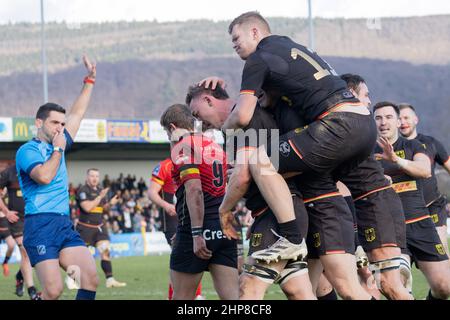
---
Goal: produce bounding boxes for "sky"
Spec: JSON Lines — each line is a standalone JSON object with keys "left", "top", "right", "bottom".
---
{"left": 1, "top": 0, "right": 449, "bottom": 24}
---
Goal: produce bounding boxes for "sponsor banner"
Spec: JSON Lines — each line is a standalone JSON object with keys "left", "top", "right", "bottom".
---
{"left": 91, "top": 232, "right": 171, "bottom": 258}
{"left": 1, "top": 230, "right": 250, "bottom": 263}
{"left": 1, "top": 232, "right": 172, "bottom": 263}
{"left": 13, "top": 117, "right": 36, "bottom": 141}
{"left": 74, "top": 119, "right": 107, "bottom": 143}
{"left": 148, "top": 120, "right": 169, "bottom": 143}
{"left": 0, "top": 117, "right": 13, "bottom": 142}
{"left": 107, "top": 120, "right": 150, "bottom": 143}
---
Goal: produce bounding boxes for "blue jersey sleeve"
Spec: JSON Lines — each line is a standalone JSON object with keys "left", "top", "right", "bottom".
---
{"left": 64, "top": 129, "right": 74, "bottom": 151}
{"left": 16, "top": 143, "right": 44, "bottom": 175}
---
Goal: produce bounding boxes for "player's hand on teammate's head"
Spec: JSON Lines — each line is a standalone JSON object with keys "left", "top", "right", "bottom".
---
{"left": 198, "top": 76, "right": 226, "bottom": 90}
{"left": 52, "top": 130, "right": 67, "bottom": 150}
{"left": 82, "top": 54, "right": 96, "bottom": 79}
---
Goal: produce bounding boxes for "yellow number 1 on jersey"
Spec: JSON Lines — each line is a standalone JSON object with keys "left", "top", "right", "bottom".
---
{"left": 291, "top": 48, "right": 337, "bottom": 80}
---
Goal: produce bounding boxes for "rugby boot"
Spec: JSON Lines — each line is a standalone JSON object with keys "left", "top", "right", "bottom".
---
{"left": 251, "top": 230, "right": 308, "bottom": 263}
{"left": 15, "top": 279, "right": 24, "bottom": 297}
{"left": 106, "top": 277, "right": 127, "bottom": 288}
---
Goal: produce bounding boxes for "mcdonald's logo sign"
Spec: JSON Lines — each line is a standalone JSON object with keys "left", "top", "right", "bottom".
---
{"left": 15, "top": 122, "right": 28, "bottom": 137}
{"left": 13, "top": 118, "right": 35, "bottom": 141}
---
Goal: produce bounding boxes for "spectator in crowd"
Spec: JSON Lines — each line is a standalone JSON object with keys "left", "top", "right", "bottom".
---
{"left": 137, "top": 178, "right": 147, "bottom": 197}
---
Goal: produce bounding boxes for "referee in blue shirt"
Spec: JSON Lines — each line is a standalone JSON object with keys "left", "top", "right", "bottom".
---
{"left": 16, "top": 56, "right": 98, "bottom": 300}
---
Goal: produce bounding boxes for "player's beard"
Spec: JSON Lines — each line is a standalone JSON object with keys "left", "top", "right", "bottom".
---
{"left": 401, "top": 125, "right": 415, "bottom": 138}
{"left": 40, "top": 126, "right": 55, "bottom": 144}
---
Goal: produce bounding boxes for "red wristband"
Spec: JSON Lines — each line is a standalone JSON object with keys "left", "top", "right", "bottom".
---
{"left": 83, "top": 76, "right": 95, "bottom": 85}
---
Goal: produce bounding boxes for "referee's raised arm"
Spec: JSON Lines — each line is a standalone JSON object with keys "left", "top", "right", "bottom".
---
{"left": 65, "top": 55, "right": 96, "bottom": 139}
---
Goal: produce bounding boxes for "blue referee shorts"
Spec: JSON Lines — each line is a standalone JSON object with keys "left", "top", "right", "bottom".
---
{"left": 24, "top": 213, "right": 86, "bottom": 267}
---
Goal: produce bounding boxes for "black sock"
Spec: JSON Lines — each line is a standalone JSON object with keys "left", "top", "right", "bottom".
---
{"left": 278, "top": 220, "right": 301, "bottom": 244}
{"left": 317, "top": 289, "right": 338, "bottom": 300}
{"left": 101, "top": 260, "right": 113, "bottom": 279}
{"left": 16, "top": 270, "right": 23, "bottom": 281}
{"left": 28, "top": 286, "right": 37, "bottom": 296}
{"left": 427, "top": 289, "right": 441, "bottom": 300}
{"left": 76, "top": 289, "right": 96, "bottom": 300}
{"left": 371, "top": 296, "right": 377, "bottom": 300}
{"left": 3, "top": 256, "right": 10, "bottom": 264}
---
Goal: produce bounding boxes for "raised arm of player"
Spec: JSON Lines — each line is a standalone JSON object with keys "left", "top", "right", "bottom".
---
{"left": 185, "top": 178, "right": 212, "bottom": 260}
{"left": 65, "top": 55, "right": 96, "bottom": 139}
{"left": 79, "top": 188, "right": 109, "bottom": 213}
{"left": 376, "top": 137, "right": 431, "bottom": 178}
{"left": 147, "top": 182, "right": 176, "bottom": 216}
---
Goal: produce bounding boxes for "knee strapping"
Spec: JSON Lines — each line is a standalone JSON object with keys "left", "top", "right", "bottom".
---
{"left": 369, "top": 257, "right": 401, "bottom": 289}
{"left": 396, "top": 256, "right": 412, "bottom": 293}
{"left": 275, "top": 259, "right": 308, "bottom": 286}
{"left": 243, "top": 263, "right": 280, "bottom": 284}
{"left": 97, "top": 242, "right": 110, "bottom": 254}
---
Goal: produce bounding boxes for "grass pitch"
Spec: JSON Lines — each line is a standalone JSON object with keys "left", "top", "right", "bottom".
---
{"left": 0, "top": 251, "right": 442, "bottom": 300}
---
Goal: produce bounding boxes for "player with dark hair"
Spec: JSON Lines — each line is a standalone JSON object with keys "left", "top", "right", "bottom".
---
{"left": 374, "top": 101, "right": 450, "bottom": 299}
{"left": 16, "top": 56, "right": 98, "bottom": 300}
{"left": 160, "top": 104, "right": 238, "bottom": 300}
{"left": 148, "top": 158, "right": 204, "bottom": 300}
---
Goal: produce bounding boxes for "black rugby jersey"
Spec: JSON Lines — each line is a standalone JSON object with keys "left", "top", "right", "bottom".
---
{"left": 375, "top": 136, "right": 429, "bottom": 222}
{"left": 240, "top": 35, "right": 355, "bottom": 124}
{"left": 229, "top": 103, "right": 301, "bottom": 212}
{"left": 0, "top": 165, "right": 25, "bottom": 217}
{"left": 76, "top": 184, "right": 107, "bottom": 225}
{"left": 415, "top": 133, "right": 450, "bottom": 206}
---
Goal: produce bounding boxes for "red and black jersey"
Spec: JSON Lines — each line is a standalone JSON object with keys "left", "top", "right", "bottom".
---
{"left": 240, "top": 35, "right": 356, "bottom": 124}
{"left": 415, "top": 133, "right": 450, "bottom": 206}
{"left": 151, "top": 158, "right": 177, "bottom": 204}
{"left": 171, "top": 133, "right": 227, "bottom": 227}
{"left": 0, "top": 165, "right": 25, "bottom": 217}
{"left": 375, "top": 136, "right": 429, "bottom": 223}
